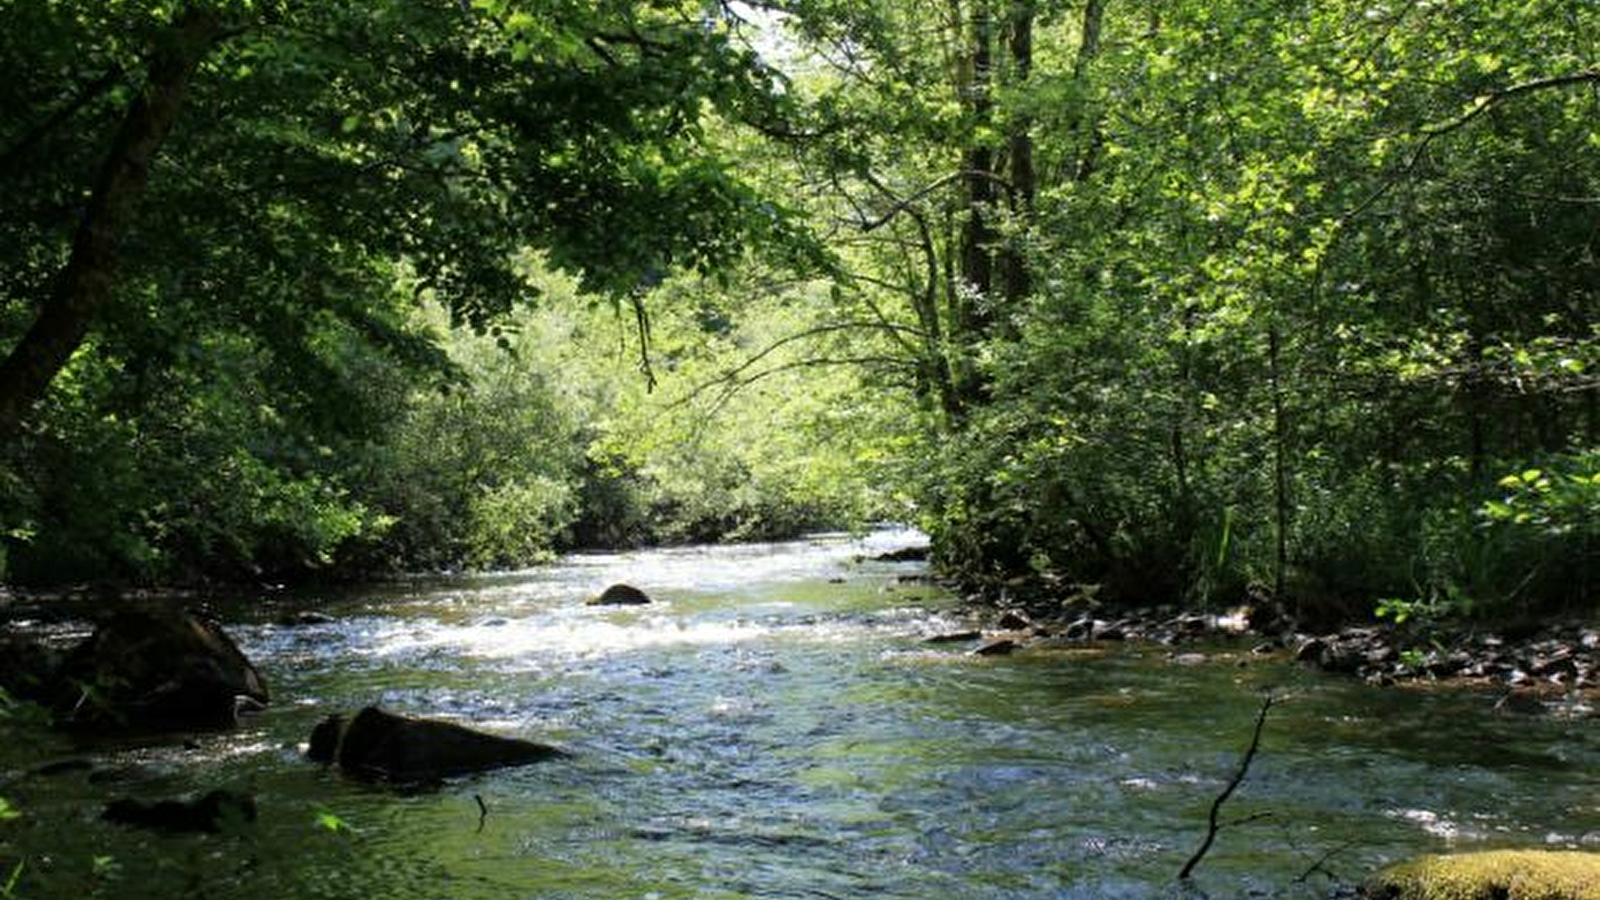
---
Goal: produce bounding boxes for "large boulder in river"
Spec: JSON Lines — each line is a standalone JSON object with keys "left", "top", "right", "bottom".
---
{"left": 308, "top": 706, "right": 566, "bottom": 782}
{"left": 0, "top": 632, "right": 64, "bottom": 703}
{"left": 1364, "top": 850, "right": 1600, "bottom": 900}
{"left": 587, "top": 583, "right": 652, "bottom": 606}
{"left": 55, "top": 610, "right": 268, "bottom": 732}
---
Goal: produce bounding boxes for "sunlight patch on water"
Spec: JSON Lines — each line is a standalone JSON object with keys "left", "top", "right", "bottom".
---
{"left": 359, "top": 614, "right": 778, "bottom": 662}
{"left": 483, "top": 527, "right": 929, "bottom": 597}
{"left": 1386, "top": 807, "right": 1477, "bottom": 841}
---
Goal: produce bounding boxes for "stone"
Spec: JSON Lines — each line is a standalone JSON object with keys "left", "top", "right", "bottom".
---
{"left": 972, "top": 637, "right": 1021, "bottom": 656}
{"left": 996, "top": 610, "right": 1032, "bottom": 631}
{"left": 308, "top": 706, "right": 565, "bottom": 782}
{"left": 102, "top": 789, "right": 257, "bottom": 834}
{"left": 587, "top": 583, "right": 652, "bottom": 606}
{"left": 55, "top": 610, "right": 268, "bottom": 732}
{"left": 0, "top": 633, "right": 63, "bottom": 703}
{"left": 1092, "top": 620, "right": 1126, "bottom": 641}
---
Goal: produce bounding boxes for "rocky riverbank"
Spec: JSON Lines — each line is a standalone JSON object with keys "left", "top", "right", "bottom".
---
{"left": 931, "top": 589, "right": 1599, "bottom": 709}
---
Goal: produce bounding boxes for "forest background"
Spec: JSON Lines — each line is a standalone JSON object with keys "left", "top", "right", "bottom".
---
{"left": 1, "top": 0, "right": 1595, "bottom": 629}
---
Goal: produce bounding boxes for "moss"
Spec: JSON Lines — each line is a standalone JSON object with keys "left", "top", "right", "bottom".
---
{"left": 1365, "top": 851, "right": 1600, "bottom": 900}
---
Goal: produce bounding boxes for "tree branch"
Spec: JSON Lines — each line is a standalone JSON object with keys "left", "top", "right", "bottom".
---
{"left": 1178, "top": 694, "right": 1278, "bottom": 880}
{"left": 0, "top": 65, "right": 126, "bottom": 179}
{"left": 1342, "top": 69, "right": 1600, "bottom": 221}
{"left": 0, "top": 8, "right": 228, "bottom": 439}
{"left": 674, "top": 319, "right": 923, "bottom": 410}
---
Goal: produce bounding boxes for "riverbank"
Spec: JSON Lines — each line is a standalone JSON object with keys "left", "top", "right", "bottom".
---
{"left": 942, "top": 583, "right": 1600, "bottom": 710}
{"left": 4, "top": 530, "right": 1597, "bottom": 899}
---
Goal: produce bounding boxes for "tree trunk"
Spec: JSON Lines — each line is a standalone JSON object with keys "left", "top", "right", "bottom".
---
{"left": 952, "top": 0, "right": 996, "bottom": 408}
{"left": 1071, "top": 0, "right": 1107, "bottom": 183}
{"left": 0, "top": 9, "right": 224, "bottom": 439}
{"left": 1269, "top": 323, "right": 1290, "bottom": 603}
{"left": 1000, "top": 0, "right": 1034, "bottom": 307}
{"left": 958, "top": 0, "right": 995, "bottom": 312}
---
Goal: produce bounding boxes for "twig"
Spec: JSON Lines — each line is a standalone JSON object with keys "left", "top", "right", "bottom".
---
{"left": 1293, "top": 839, "right": 1357, "bottom": 884}
{"left": 1178, "top": 694, "right": 1277, "bottom": 880}
{"left": 474, "top": 794, "right": 489, "bottom": 833}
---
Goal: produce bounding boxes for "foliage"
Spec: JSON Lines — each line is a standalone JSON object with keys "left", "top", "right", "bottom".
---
{"left": 0, "top": 0, "right": 1593, "bottom": 624}
{"left": 0, "top": 0, "right": 823, "bottom": 581}
{"left": 749, "top": 0, "right": 1598, "bottom": 621}
{"left": 313, "top": 809, "right": 352, "bottom": 834}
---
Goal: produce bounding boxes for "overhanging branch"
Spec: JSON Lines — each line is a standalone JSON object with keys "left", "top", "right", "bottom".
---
{"left": 1342, "top": 69, "right": 1600, "bottom": 221}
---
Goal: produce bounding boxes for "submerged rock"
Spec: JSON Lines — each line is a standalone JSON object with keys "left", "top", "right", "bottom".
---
{"left": 102, "top": 789, "right": 257, "bottom": 834}
{"left": 1364, "top": 850, "right": 1600, "bottom": 900}
{"left": 972, "top": 637, "right": 1021, "bottom": 656}
{"left": 55, "top": 610, "right": 268, "bottom": 732}
{"left": 588, "top": 583, "right": 652, "bottom": 606}
{"left": 308, "top": 706, "right": 565, "bottom": 782}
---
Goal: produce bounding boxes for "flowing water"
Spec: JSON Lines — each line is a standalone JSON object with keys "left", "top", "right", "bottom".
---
{"left": 3, "top": 529, "right": 1598, "bottom": 899}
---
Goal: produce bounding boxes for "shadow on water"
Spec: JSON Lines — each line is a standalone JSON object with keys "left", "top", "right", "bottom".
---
{"left": 3, "top": 528, "right": 1597, "bottom": 899}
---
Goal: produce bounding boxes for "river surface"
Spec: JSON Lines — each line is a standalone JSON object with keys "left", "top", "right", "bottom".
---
{"left": 3, "top": 530, "right": 1598, "bottom": 899}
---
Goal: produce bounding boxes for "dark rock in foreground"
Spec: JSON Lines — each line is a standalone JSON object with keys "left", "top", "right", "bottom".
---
{"left": 587, "top": 583, "right": 652, "bottom": 606}
{"left": 873, "top": 546, "right": 929, "bottom": 562}
{"left": 308, "top": 706, "right": 565, "bottom": 782}
{"left": 102, "top": 788, "right": 257, "bottom": 834}
{"left": 0, "top": 633, "right": 63, "bottom": 703}
{"left": 56, "top": 610, "right": 268, "bottom": 732}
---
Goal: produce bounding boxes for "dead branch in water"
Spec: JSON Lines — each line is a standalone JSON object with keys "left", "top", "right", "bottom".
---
{"left": 1178, "top": 694, "right": 1278, "bottom": 880}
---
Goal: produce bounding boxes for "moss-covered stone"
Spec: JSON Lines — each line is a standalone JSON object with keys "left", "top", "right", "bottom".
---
{"left": 1365, "top": 851, "right": 1600, "bottom": 900}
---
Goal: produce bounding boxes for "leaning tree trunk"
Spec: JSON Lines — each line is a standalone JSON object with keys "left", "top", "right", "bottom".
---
{"left": 0, "top": 9, "right": 223, "bottom": 439}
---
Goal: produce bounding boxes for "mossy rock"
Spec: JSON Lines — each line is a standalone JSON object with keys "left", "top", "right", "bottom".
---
{"left": 1365, "top": 851, "right": 1600, "bottom": 900}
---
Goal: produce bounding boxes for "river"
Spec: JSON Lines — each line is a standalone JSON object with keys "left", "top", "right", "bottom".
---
{"left": 2, "top": 529, "right": 1597, "bottom": 899}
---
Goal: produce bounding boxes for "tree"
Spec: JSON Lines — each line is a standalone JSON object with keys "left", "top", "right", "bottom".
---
{"left": 0, "top": 0, "right": 809, "bottom": 580}
{"left": 0, "top": 0, "right": 800, "bottom": 438}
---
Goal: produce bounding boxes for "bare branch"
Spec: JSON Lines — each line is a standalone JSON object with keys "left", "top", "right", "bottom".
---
{"left": 1293, "top": 839, "right": 1358, "bottom": 884}
{"left": 699, "top": 354, "right": 919, "bottom": 419}
{"left": 673, "top": 319, "right": 924, "bottom": 410}
{"left": 1178, "top": 694, "right": 1278, "bottom": 881}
